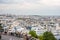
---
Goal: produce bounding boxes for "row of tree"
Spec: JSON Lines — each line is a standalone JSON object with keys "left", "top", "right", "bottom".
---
{"left": 29, "top": 30, "right": 57, "bottom": 40}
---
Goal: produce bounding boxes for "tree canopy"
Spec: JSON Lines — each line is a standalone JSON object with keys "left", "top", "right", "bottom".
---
{"left": 0, "top": 24, "right": 2, "bottom": 30}
{"left": 42, "top": 31, "right": 56, "bottom": 40}
{"left": 29, "top": 30, "right": 37, "bottom": 38}
{"left": 0, "top": 23, "right": 3, "bottom": 32}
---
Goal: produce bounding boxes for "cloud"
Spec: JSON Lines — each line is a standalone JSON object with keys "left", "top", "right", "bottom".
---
{"left": 0, "top": 0, "right": 24, "bottom": 4}
{"left": 38, "top": 0, "right": 60, "bottom": 6}
{"left": 0, "top": 0, "right": 60, "bottom": 9}
{"left": 0, "top": 0, "right": 60, "bottom": 15}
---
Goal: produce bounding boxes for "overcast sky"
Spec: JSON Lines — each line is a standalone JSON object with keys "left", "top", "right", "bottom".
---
{"left": 0, "top": 0, "right": 60, "bottom": 15}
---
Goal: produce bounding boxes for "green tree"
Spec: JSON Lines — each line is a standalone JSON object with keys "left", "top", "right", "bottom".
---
{"left": 43, "top": 31, "right": 56, "bottom": 40}
{"left": 38, "top": 31, "right": 56, "bottom": 40}
{"left": 38, "top": 35, "right": 43, "bottom": 40}
{"left": 29, "top": 30, "right": 37, "bottom": 38}
{"left": 0, "top": 23, "right": 3, "bottom": 32}
{"left": 0, "top": 24, "right": 2, "bottom": 30}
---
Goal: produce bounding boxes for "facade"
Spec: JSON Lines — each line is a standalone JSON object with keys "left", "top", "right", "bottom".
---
{"left": 31, "top": 27, "right": 47, "bottom": 35}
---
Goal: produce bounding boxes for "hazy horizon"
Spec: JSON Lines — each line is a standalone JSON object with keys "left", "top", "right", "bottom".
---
{"left": 0, "top": 0, "right": 60, "bottom": 16}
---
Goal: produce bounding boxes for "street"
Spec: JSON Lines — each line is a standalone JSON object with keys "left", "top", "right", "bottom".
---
{"left": 1, "top": 35, "right": 24, "bottom": 40}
